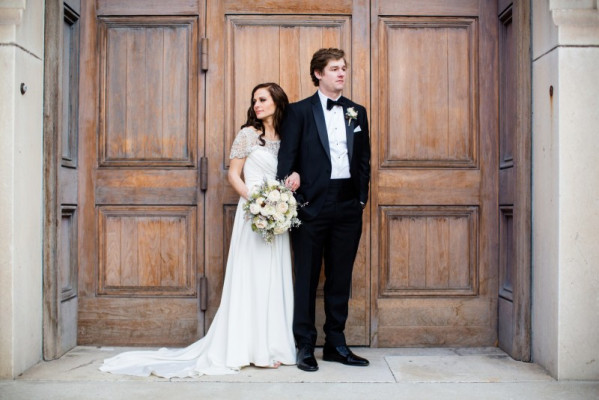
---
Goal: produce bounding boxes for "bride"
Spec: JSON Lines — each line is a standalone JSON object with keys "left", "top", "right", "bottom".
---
{"left": 100, "top": 83, "right": 298, "bottom": 378}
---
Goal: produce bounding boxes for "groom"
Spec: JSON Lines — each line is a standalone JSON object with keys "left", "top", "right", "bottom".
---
{"left": 277, "top": 48, "right": 370, "bottom": 372}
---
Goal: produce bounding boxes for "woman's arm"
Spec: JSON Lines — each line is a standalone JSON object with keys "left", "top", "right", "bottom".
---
{"left": 228, "top": 157, "right": 249, "bottom": 199}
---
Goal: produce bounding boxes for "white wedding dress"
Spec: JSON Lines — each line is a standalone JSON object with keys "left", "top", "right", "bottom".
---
{"left": 100, "top": 127, "right": 296, "bottom": 378}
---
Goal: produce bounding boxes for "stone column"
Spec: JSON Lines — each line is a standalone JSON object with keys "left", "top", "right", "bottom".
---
{"left": 532, "top": 0, "right": 599, "bottom": 380}
{"left": 0, "top": 0, "right": 45, "bottom": 378}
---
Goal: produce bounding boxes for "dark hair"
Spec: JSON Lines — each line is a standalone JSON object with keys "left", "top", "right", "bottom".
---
{"left": 241, "top": 82, "right": 289, "bottom": 145}
{"left": 310, "top": 48, "right": 348, "bottom": 87}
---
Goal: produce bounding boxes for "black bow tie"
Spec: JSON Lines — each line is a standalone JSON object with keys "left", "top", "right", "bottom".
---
{"left": 326, "top": 98, "right": 343, "bottom": 110}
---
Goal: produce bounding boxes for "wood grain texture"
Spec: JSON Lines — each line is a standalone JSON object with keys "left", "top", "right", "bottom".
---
{"left": 95, "top": 169, "right": 197, "bottom": 204}
{"left": 377, "top": 0, "right": 479, "bottom": 16}
{"left": 376, "top": 298, "right": 496, "bottom": 347}
{"left": 97, "top": 207, "right": 196, "bottom": 296}
{"left": 512, "top": 0, "right": 532, "bottom": 362}
{"left": 44, "top": 0, "right": 81, "bottom": 360}
{"left": 77, "top": 298, "right": 198, "bottom": 346}
{"left": 78, "top": 2, "right": 204, "bottom": 345}
{"left": 370, "top": 0, "right": 499, "bottom": 347}
{"left": 98, "top": 16, "right": 197, "bottom": 167}
{"left": 497, "top": 0, "right": 532, "bottom": 362}
{"left": 96, "top": 0, "right": 199, "bottom": 16}
{"left": 224, "top": 0, "right": 352, "bottom": 14}
{"left": 379, "top": 207, "right": 478, "bottom": 297}
{"left": 499, "top": 8, "right": 515, "bottom": 169}
{"left": 379, "top": 17, "right": 477, "bottom": 168}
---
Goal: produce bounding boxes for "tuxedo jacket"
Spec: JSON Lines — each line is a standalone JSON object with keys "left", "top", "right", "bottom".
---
{"left": 277, "top": 92, "right": 371, "bottom": 221}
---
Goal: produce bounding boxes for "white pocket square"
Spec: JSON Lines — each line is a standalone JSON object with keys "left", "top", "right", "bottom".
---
{"left": 353, "top": 126, "right": 362, "bottom": 133}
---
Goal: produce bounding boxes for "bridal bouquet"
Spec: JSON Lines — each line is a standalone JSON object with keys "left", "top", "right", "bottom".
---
{"left": 244, "top": 178, "right": 301, "bottom": 243}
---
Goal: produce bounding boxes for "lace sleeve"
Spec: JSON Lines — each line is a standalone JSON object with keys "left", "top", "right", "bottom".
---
{"left": 229, "top": 128, "right": 259, "bottom": 159}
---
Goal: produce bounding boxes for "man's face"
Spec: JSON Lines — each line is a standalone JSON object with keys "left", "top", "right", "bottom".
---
{"left": 315, "top": 58, "right": 346, "bottom": 95}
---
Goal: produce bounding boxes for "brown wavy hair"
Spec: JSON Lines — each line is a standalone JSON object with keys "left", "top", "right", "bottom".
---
{"left": 241, "top": 82, "right": 289, "bottom": 146}
{"left": 310, "top": 48, "right": 348, "bottom": 87}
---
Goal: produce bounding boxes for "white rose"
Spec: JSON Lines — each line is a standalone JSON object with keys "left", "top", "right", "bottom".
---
{"left": 254, "top": 217, "right": 268, "bottom": 230}
{"left": 249, "top": 203, "right": 261, "bottom": 215}
{"left": 273, "top": 211, "right": 285, "bottom": 222}
{"left": 280, "top": 192, "right": 290, "bottom": 202}
{"left": 267, "top": 179, "right": 280, "bottom": 188}
{"left": 276, "top": 202, "right": 289, "bottom": 214}
{"left": 288, "top": 195, "right": 297, "bottom": 206}
{"left": 256, "top": 197, "right": 265, "bottom": 206}
{"left": 260, "top": 204, "right": 275, "bottom": 216}
{"left": 267, "top": 190, "right": 281, "bottom": 202}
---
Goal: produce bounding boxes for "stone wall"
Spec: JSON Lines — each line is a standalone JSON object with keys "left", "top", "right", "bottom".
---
{"left": 532, "top": 0, "right": 599, "bottom": 380}
{"left": 0, "top": 0, "right": 45, "bottom": 378}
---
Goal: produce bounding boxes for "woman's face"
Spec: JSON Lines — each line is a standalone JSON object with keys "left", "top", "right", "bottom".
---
{"left": 253, "top": 88, "right": 276, "bottom": 122}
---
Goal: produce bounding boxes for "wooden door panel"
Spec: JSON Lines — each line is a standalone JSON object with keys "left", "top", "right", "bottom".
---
{"left": 497, "top": 5, "right": 516, "bottom": 355}
{"left": 207, "top": 0, "right": 370, "bottom": 345}
{"left": 371, "top": 0, "right": 498, "bottom": 347}
{"left": 379, "top": 17, "right": 477, "bottom": 168}
{"left": 98, "top": 17, "right": 197, "bottom": 166}
{"left": 78, "top": 0, "right": 204, "bottom": 346}
{"left": 379, "top": 206, "right": 477, "bottom": 297}
{"left": 59, "top": 206, "right": 78, "bottom": 301}
{"left": 98, "top": 207, "right": 195, "bottom": 295}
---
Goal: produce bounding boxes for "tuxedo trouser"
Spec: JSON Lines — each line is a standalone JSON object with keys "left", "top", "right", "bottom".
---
{"left": 291, "top": 179, "right": 363, "bottom": 347}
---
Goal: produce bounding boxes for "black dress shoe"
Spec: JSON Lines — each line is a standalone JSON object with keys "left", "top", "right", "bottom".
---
{"left": 296, "top": 345, "right": 318, "bottom": 372}
{"left": 322, "top": 344, "right": 369, "bottom": 366}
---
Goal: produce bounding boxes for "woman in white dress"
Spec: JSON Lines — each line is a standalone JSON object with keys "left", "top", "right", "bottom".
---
{"left": 100, "top": 82, "right": 298, "bottom": 378}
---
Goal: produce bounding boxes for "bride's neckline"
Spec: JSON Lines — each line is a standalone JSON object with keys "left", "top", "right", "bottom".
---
{"left": 250, "top": 127, "right": 279, "bottom": 142}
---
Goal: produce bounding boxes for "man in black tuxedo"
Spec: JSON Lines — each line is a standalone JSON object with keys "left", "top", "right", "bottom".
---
{"left": 277, "top": 48, "right": 370, "bottom": 372}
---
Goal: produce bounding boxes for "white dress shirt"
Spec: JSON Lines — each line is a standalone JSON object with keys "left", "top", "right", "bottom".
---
{"left": 317, "top": 90, "right": 351, "bottom": 179}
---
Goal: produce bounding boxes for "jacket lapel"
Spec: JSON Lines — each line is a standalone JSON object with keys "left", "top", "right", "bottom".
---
{"left": 311, "top": 93, "right": 331, "bottom": 161}
{"left": 342, "top": 98, "right": 354, "bottom": 163}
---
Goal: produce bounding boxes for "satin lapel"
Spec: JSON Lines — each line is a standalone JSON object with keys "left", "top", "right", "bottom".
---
{"left": 343, "top": 99, "right": 354, "bottom": 162}
{"left": 311, "top": 94, "right": 331, "bottom": 161}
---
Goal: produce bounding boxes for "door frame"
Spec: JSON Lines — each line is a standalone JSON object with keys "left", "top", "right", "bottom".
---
{"left": 42, "top": 0, "right": 62, "bottom": 361}
{"left": 513, "top": 0, "right": 532, "bottom": 362}
{"left": 497, "top": 0, "right": 532, "bottom": 361}
{"left": 43, "top": 0, "right": 81, "bottom": 360}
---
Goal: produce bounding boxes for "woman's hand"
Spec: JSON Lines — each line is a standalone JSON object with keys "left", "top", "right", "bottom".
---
{"left": 285, "top": 172, "right": 300, "bottom": 191}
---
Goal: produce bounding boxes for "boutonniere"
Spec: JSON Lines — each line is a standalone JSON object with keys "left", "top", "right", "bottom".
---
{"left": 345, "top": 107, "right": 357, "bottom": 126}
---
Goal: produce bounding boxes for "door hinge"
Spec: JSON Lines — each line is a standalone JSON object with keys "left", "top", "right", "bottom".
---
{"left": 199, "top": 276, "right": 208, "bottom": 311}
{"left": 199, "top": 156, "right": 208, "bottom": 191}
{"left": 200, "top": 38, "right": 209, "bottom": 71}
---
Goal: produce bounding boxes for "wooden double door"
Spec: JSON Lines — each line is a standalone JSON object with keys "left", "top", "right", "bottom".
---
{"left": 75, "top": 0, "right": 519, "bottom": 350}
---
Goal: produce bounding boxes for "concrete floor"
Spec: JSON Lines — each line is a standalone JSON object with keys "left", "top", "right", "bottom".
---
{"left": 1, "top": 346, "right": 597, "bottom": 399}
